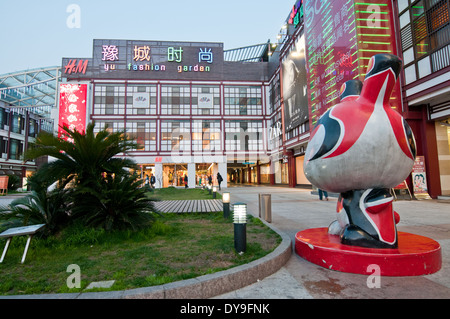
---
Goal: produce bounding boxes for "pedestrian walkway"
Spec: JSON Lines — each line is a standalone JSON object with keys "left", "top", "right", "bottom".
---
{"left": 154, "top": 199, "right": 223, "bottom": 213}
{"left": 214, "top": 186, "right": 450, "bottom": 299}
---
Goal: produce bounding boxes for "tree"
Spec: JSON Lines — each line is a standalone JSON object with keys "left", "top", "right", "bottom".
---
{"left": 20, "top": 122, "right": 157, "bottom": 232}
{"left": 25, "top": 122, "right": 138, "bottom": 189}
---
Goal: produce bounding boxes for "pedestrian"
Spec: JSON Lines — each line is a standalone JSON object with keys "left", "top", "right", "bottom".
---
{"left": 208, "top": 175, "right": 212, "bottom": 186}
{"left": 318, "top": 189, "right": 328, "bottom": 201}
{"left": 217, "top": 172, "right": 223, "bottom": 190}
{"left": 150, "top": 173, "right": 156, "bottom": 188}
{"left": 144, "top": 174, "right": 150, "bottom": 190}
{"left": 184, "top": 174, "right": 188, "bottom": 188}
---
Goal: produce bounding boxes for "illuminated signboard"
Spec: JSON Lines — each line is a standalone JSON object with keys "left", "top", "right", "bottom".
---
{"left": 288, "top": 0, "right": 304, "bottom": 28}
{"left": 281, "top": 33, "right": 308, "bottom": 131}
{"left": 58, "top": 83, "right": 87, "bottom": 141}
{"left": 303, "top": 0, "right": 401, "bottom": 127}
{"left": 64, "top": 59, "right": 89, "bottom": 75}
{"left": 61, "top": 40, "right": 224, "bottom": 81}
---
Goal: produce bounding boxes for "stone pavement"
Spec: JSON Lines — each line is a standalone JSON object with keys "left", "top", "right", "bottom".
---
{"left": 214, "top": 186, "right": 450, "bottom": 299}
{"left": 1, "top": 187, "right": 449, "bottom": 299}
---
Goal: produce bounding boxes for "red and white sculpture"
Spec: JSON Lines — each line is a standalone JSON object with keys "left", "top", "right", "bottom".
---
{"left": 296, "top": 54, "right": 441, "bottom": 275}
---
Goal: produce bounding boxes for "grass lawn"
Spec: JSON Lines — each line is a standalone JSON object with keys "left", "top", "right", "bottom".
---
{"left": 0, "top": 209, "right": 280, "bottom": 296}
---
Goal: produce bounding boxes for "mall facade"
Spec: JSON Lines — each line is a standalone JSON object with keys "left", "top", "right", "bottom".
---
{"left": 59, "top": 40, "right": 276, "bottom": 189}
{"left": 55, "top": 0, "right": 450, "bottom": 196}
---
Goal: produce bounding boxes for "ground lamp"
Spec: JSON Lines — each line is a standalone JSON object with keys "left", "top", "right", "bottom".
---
{"left": 213, "top": 186, "right": 217, "bottom": 198}
{"left": 222, "top": 192, "right": 230, "bottom": 218}
{"left": 208, "top": 184, "right": 212, "bottom": 195}
{"left": 233, "top": 202, "right": 247, "bottom": 254}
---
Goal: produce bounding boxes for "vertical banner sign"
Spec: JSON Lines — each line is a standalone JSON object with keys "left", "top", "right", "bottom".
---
{"left": 58, "top": 83, "right": 87, "bottom": 141}
{"left": 412, "top": 156, "right": 431, "bottom": 199}
{"left": 303, "top": 0, "right": 358, "bottom": 127}
{"left": 303, "top": 0, "right": 401, "bottom": 128}
{"left": 281, "top": 33, "right": 308, "bottom": 132}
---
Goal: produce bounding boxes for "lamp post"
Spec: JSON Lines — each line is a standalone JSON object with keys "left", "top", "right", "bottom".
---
{"left": 222, "top": 192, "right": 230, "bottom": 219}
{"left": 213, "top": 186, "right": 217, "bottom": 198}
{"left": 233, "top": 202, "right": 247, "bottom": 254}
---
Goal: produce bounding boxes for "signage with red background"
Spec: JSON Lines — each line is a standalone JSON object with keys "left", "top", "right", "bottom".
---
{"left": 303, "top": 0, "right": 401, "bottom": 127}
{"left": 58, "top": 83, "right": 87, "bottom": 141}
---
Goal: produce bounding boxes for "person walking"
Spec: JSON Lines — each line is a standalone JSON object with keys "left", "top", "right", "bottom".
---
{"left": 217, "top": 172, "right": 223, "bottom": 190}
{"left": 150, "top": 174, "right": 156, "bottom": 189}
{"left": 184, "top": 174, "right": 188, "bottom": 188}
{"left": 318, "top": 189, "right": 328, "bottom": 201}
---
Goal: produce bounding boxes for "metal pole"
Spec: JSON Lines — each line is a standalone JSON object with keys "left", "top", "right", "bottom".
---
{"left": 0, "top": 237, "right": 11, "bottom": 263}
{"left": 223, "top": 202, "right": 230, "bottom": 219}
{"left": 21, "top": 235, "right": 32, "bottom": 264}
{"left": 234, "top": 223, "right": 246, "bottom": 253}
{"left": 261, "top": 194, "right": 272, "bottom": 223}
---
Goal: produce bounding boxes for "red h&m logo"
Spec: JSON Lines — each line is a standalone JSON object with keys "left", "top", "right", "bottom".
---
{"left": 64, "top": 59, "right": 88, "bottom": 74}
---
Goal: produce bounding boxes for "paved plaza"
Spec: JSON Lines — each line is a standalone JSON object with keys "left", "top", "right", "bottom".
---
{"left": 215, "top": 185, "right": 450, "bottom": 299}
{"left": 1, "top": 186, "right": 449, "bottom": 299}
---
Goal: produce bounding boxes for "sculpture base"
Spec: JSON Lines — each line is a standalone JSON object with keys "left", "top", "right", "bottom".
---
{"left": 295, "top": 228, "right": 441, "bottom": 276}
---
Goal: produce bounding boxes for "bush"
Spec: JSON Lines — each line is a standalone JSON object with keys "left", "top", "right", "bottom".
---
{"left": 7, "top": 174, "right": 20, "bottom": 190}
{"left": 70, "top": 173, "right": 159, "bottom": 231}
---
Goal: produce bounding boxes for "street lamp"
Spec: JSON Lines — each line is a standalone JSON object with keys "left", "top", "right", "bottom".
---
{"left": 222, "top": 192, "right": 230, "bottom": 219}
{"left": 233, "top": 202, "right": 247, "bottom": 254}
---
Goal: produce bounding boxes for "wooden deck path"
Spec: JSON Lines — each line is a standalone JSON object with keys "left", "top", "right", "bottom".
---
{"left": 154, "top": 199, "right": 224, "bottom": 213}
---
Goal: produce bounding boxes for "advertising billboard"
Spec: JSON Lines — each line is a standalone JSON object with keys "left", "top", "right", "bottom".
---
{"left": 303, "top": 0, "right": 401, "bottom": 127}
{"left": 303, "top": 0, "right": 358, "bottom": 126}
{"left": 58, "top": 83, "right": 87, "bottom": 140}
{"left": 281, "top": 33, "right": 308, "bottom": 131}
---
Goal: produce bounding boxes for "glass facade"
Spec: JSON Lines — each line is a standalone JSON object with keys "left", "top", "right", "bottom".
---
{"left": 399, "top": 0, "right": 450, "bottom": 84}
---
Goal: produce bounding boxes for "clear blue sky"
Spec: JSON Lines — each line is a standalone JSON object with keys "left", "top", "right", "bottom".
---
{"left": 0, "top": 0, "right": 294, "bottom": 74}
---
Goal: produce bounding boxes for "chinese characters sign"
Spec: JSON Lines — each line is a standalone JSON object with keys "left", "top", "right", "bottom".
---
{"left": 63, "top": 40, "right": 224, "bottom": 80}
{"left": 58, "top": 83, "right": 87, "bottom": 141}
{"left": 303, "top": 0, "right": 401, "bottom": 127}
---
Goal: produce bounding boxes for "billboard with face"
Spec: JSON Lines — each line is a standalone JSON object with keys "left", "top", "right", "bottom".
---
{"left": 281, "top": 33, "right": 308, "bottom": 132}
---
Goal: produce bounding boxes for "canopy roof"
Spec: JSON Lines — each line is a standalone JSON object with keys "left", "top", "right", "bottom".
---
{"left": 0, "top": 66, "right": 61, "bottom": 117}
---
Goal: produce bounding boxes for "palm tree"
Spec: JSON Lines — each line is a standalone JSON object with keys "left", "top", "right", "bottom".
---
{"left": 20, "top": 122, "right": 157, "bottom": 232}
{"left": 25, "top": 122, "right": 138, "bottom": 189}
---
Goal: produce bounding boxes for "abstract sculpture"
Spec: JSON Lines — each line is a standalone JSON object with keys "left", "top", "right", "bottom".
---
{"left": 296, "top": 54, "right": 441, "bottom": 276}
{"left": 303, "top": 54, "right": 416, "bottom": 249}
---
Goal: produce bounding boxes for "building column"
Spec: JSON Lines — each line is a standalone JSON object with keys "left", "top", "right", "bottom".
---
{"left": 188, "top": 163, "right": 195, "bottom": 188}
{"left": 155, "top": 163, "right": 163, "bottom": 189}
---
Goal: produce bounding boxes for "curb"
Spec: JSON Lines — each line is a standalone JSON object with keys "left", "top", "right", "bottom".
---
{"left": 1, "top": 219, "right": 292, "bottom": 299}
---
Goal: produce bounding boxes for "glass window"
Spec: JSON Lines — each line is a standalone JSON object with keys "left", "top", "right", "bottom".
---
{"left": 160, "top": 85, "right": 190, "bottom": 115}
{"left": 404, "top": 64, "right": 417, "bottom": 84}
{"left": 398, "top": 0, "right": 410, "bottom": 12}
{"left": 93, "top": 84, "right": 125, "bottom": 115}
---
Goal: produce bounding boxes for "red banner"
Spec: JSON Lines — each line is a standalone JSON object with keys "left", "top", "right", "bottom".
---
{"left": 58, "top": 83, "right": 87, "bottom": 141}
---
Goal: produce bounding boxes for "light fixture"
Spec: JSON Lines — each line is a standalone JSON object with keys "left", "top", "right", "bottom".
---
{"left": 233, "top": 202, "right": 247, "bottom": 254}
{"left": 213, "top": 186, "right": 217, "bottom": 198}
{"left": 222, "top": 192, "right": 230, "bottom": 218}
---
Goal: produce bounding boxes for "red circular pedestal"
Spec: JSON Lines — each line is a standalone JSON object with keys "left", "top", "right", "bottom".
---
{"left": 295, "top": 228, "right": 441, "bottom": 276}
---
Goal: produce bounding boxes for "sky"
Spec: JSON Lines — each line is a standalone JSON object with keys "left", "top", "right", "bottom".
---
{"left": 0, "top": 0, "right": 295, "bottom": 74}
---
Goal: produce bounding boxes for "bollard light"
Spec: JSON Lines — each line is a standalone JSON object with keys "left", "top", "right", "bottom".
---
{"left": 233, "top": 203, "right": 247, "bottom": 224}
{"left": 208, "top": 184, "right": 212, "bottom": 195}
{"left": 233, "top": 202, "right": 247, "bottom": 254}
{"left": 222, "top": 192, "right": 230, "bottom": 218}
{"left": 213, "top": 186, "right": 217, "bottom": 198}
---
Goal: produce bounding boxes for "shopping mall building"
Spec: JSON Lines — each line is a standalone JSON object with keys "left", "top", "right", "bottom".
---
{"left": 1, "top": 0, "right": 449, "bottom": 197}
